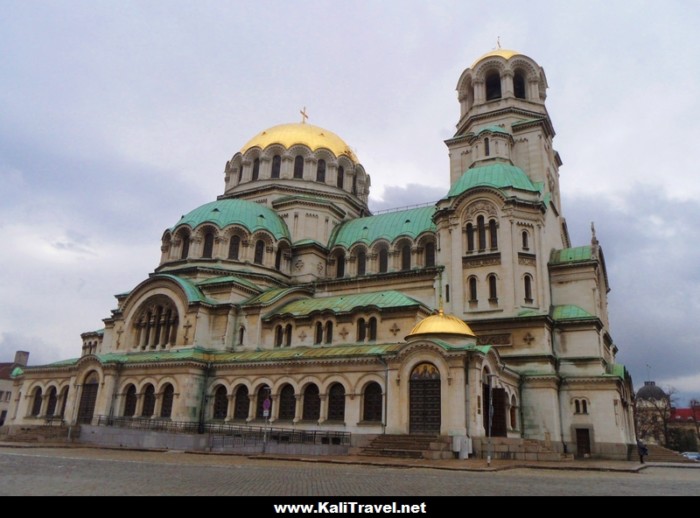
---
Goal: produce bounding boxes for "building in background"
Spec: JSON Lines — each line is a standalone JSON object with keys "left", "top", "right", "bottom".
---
{"left": 0, "top": 351, "right": 28, "bottom": 427}
{"left": 8, "top": 49, "right": 637, "bottom": 459}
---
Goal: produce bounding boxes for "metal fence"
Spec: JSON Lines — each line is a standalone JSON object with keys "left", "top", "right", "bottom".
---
{"left": 96, "top": 415, "right": 351, "bottom": 446}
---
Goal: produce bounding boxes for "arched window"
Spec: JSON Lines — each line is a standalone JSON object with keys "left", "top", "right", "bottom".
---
{"left": 252, "top": 158, "right": 260, "bottom": 181}
{"left": 46, "top": 387, "right": 57, "bottom": 416}
{"left": 327, "top": 383, "right": 345, "bottom": 422}
{"left": 284, "top": 324, "right": 292, "bottom": 347}
{"left": 278, "top": 385, "right": 296, "bottom": 420}
{"left": 401, "top": 243, "right": 411, "bottom": 271}
{"left": 293, "top": 155, "right": 304, "bottom": 178}
{"left": 275, "top": 325, "right": 283, "bottom": 347}
{"left": 202, "top": 231, "right": 215, "bottom": 258}
{"left": 254, "top": 240, "right": 265, "bottom": 265}
{"left": 486, "top": 71, "right": 501, "bottom": 100}
{"left": 488, "top": 274, "right": 498, "bottom": 301}
{"left": 582, "top": 400, "right": 588, "bottom": 414}
{"left": 425, "top": 242, "right": 435, "bottom": 267}
{"left": 238, "top": 326, "right": 245, "bottom": 346}
{"left": 213, "top": 386, "right": 228, "bottom": 420}
{"left": 484, "top": 137, "right": 490, "bottom": 156}
{"left": 325, "top": 321, "right": 333, "bottom": 344}
{"left": 160, "top": 384, "right": 174, "bottom": 418}
{"left": 378, "top": 247, "right": 388, "bottom": 273}
{"left": 368, "top": 317, "right": 377, "bottom": 341}
{"left": 314, "top": 322, "right": 323, "bottom": 345}
{"left": 228, "top": 235, "right": 240, "bottom": 260}
{"left": 469, "top": 277, "right": 478, "bottom": 302}
{"left": 351, "top": 173, "right": 357, "bottom": 195}
{"left": 522, "top": 231, "right": 529, "bottom": 250}
{"left": 357, "top": 318, "right": 366, "bottom": 341}
{"left": 363, "top": 382, "right": 382, "bottom": 422}
{"left": 336, "top": 253, "right": 345, "bottom": 278}
{"left": 123, "top": 384, "right": 137, "bottom": 417}
{"left": 271, "top": 155, "right": 281, "bottom": 178}
{"left": 575, "top": 400, "right": 581, "bottom": 414}
{"left": 135, "top": 297, "right": 179, "bottom": 350}
{"left": 275, "top": 248, "right": 282, "bottom": 270}
{"left": 489, "top": 219, "right": 498, "bottom": 249}
{"left": 255, "top": 385, "right": 271, "bottom": 420}
{"left": 59, "top": 387, "right": 69, "bottom": 417}
{"left": 337, "top": 166, "right": 344, "bottom": 188}
{"left": 302, "top": 384, "right": 320, "bottom": 421}
{"left": 238, "top": 166, "right": 243, "bottom": 183}
{"left": 514, "top": 71, "right": 526, "bottom": 99}
{"left": 357, "top": 250, "right": 366, "bottom": 276}
{"left": 524, "top": 275, "right": 533, "bottom": 302}
{"left": 466, "top": 223, "right": 475, "bottom": 252}
{"left": 142, "top": 384, "right": 156, "bottom": 417}
{"left": 316, "top": 159, "right": 326, "bottom": 182}
{"left": 233, "top": 386, "right": 249, "bottom": 420}
{"left": 477, "top": 216, "right": 486, "bottom": 250}
{"left": 180, "top": 233, "right": 190, "bottom": 260}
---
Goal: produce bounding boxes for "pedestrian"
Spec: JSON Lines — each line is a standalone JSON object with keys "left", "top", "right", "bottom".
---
{"left": 637, "top": 439, "right": 648, "bottom": 464}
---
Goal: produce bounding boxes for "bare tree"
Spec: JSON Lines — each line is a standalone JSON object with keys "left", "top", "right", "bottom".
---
{"left": 635, "top": 384, "right": 677, "bottom": 446}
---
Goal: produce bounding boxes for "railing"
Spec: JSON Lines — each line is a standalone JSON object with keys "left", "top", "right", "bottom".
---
{"left": 96, "top": 415, "right": 351, "bottom": 446}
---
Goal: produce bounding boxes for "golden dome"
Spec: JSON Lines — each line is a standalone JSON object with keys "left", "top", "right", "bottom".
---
{"left": 406, "top": 310, "right": 476, "bottom": 339}
{"left": 471, "top": 48, "right": 520, "bottom": 68}
{"left": 241, "top": 122, "right": 358, "bottom": 163}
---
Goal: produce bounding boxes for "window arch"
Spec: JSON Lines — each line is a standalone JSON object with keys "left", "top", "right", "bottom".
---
{"left": 401, "top": 243, "right": 411, "bottom": 271}
{"left": 363, "top": 382, "right": 382, "bottom": 422}
{"left": 255, "top": 385, "right": 271, "bottom": 420}
{"left": 213, "top": 386, "right": 228, "bottom": 420}
{"left": 489, "top": 219, "right": 498, "bottom": 249}
{"left": 160, "top": 383, "right": 174, "bottom": 418}
{"left": 314, "top": 322, "right": 323, "bottom": 345}
{"left": 574, "top": 398, "right": 589, "bottom": 415}
{"left": 524, "top": 274, "right": 533, "bottom": 303}
{"left": 468, "top": 276, "right": 478, "bottom": 302}
{"left": 466, "top": 223, "right": 475, "bottom": 252}
{"left": 278, "top": 384, "right": 296, "bottom": 420}
{"left": 325, "top": 321, "right": 333, "bottom": 344}
{"left": 337, "top": 166, "right": 344, "bottom": 188}
{"left": 233, "top": 385, "right": 249, "bottom": 420}
{"left": 202, "top": 231, "right": 215, "bottom": 258}
{"left": 485, "top": 71, "right": 502, "bottom": 100}
{"left": 123, "top": 384, "right": 137, "bottom": 417}
{"left": 336, "top": 252, "right": 345, "bottom": 278}
{"left": 284, "top": 324, "right": 292, "bottom": 347}
{"left": 30, "top": 387, "right": 42, "bottom": 416}
{"left": 179, "top": 232, "right": 190, "bottom": 260}
{"left": 275, "top": 325, "right": 284, "bottom": 347}
{"left": 251, "top": 158, "right": 260, "bottom": 181}
{"left": 254, "top": 240, "right": 265, "bottom": 265}
{"left": 59, "top": 387, "right": 68, "bottom": 417}
{"left": 484, "top": 137, "right": 490, "bottom": 156}
{"left": 425, "top": 242, "right": 435, "bottom": 267}
{"left": 228, "top": 235, "right": 240, "bottom": 260}
{"left": 46, "top": 387, "right": 57, "bottom": 416}
{"left": 514, "top": 71, "right": 526, "bottom": 99}
{"left": 368, "top": 317, "right": 377, "bottom": 341}
{"left": 275, "top": 248, "right": 282, "bottom": 270}
{"left": 378, "top": 247, "right": 388, "bottom": 273}
{"left": 327, "top": 383, "right": 345, "bottom": 421}
{"left": 142, "top": 384, "right": 156, "bottom": 417}
{"left": 488, "top": 274, "right": 498, "bottom": 302}
{"left": 357, "top": 318, "right": 366, "bottom": 342}
{"left": 302, "top": 384, "right": 320, "bottom": 421}
{"left": 477, "top": 216, "right": 486, "bottom": 250}
{"left": 135, "top": 296, "right": 179, "bottom": 350}
{"left": 271, "top": 155, "right": 281, "bottom": 178}
{"left": 316, "top": 159, "right": 326, "bottom": 182}
{"left": 238, "top": 326, "right": 245, "bottom": 346}
{"left": 293, "top": 155, "right": 304, "bottom": 178}
{"left": 357, "top": 249, "right": 366, "bottom": 276}
{"left": 521, "top": 230, "right": 529, "bottom": 250}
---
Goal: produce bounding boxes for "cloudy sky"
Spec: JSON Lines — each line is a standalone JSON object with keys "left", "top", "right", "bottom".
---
{"left": 2, "top": 1, "right": 699, "bottom": 405}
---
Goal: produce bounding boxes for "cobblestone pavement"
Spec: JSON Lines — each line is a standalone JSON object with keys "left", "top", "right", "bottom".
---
{"left": 1, "top": 444, "right": 699, "bottom": 497}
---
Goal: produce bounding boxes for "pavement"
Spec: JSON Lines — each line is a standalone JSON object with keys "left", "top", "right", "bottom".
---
{"left": 2, "top": 440, "right": 699, "bottom": 473}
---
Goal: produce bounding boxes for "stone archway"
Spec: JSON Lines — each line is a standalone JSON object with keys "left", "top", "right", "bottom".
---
{"left": 409, "top": 362, "right": 441, "bottom": 435}
{"left": 77, "top": 371, "right": 100, "bottom": 424}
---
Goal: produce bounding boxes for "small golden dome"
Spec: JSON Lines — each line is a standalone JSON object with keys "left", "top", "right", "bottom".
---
{"left": 241, "top": 122, "right": 358, "bottom": 163}
{"left": 406, "top": 310, "right": 476, "bottom": 339}
{"left": 471, "top": 48, "right": 520, "bottom": 68}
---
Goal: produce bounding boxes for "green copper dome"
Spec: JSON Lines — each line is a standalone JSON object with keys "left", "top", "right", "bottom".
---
{"left": 171, "top": 199, "right": 290, "bottom": 240}
{"left": 446, "top": 163, "right": 540, "bottom": 198}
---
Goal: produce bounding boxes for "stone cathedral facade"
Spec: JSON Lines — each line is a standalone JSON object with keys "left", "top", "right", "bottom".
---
{"left": 9, "top": 49, "right": 637, "bottom": 459}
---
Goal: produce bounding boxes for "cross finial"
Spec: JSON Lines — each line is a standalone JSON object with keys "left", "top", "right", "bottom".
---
{"left": 497, "top": 36, "right": 501, "bottom": 49}
{"left": 300, "top": 106, "right": 308, "bottom": 124}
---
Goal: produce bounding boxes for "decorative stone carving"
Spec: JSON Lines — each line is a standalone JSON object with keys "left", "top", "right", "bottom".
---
{"left": 476, "top": 334, "right": 511, "bottom": 346}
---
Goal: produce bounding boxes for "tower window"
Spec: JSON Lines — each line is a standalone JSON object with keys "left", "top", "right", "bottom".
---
{"left": 524, "top": 275, "right": 533, "bottom": 303}
{"left": 357, "top": 318, "right": 366, "bottom": 341}
{"left": 477, "top": 216, "right": 486, "bottom": 251}
{"left": 357, "top": 250, "right": 366, "bottom": 276}
{"left": 202, "top": 231, "right": 214, "bottom": 258}
{"left": 252, "top": 158, "right": 260, "bottom": 181}
{"left": 425, "top": 242, "right": 435, "bottom": 267}
{"left": 401, "top": 244, "right": 411, "bottom": 271}
{"left": 514, "top": 71, "right": 526, "bottom": 99}
{"left": 488, "top": 274, "right": 498, "bottom": 302}
{"left": 180, "top": 233, "right": 190, "bottom": 260}
{"left": 316, "top": 159, "right": 326, "bottom": 182}
{"left": 254, "top": 240, "right": 265, "bottom": 265}
{"left": 469, "top": 277, "right": 478, "bottom": 302}
{"left": 486, "top": 71, "right": 502, "bottom": 100}
{"left": 294, "top": 155, "right": 304, "bottom": 178}
{"left": 522, "top": 231, "right": 529, "bottom": 251}
{"left": 484, "top": 137, "right": 490, "bottom": 156}
{"left": 315, "top": 322, "right": 323, "bottom": 344}
{"left": 337, "top": 166, "right": 344, "bottom": 188}
{"left": 466, "top": 223, "right": 475, "bottom": 252}
{"left": 378, "top": 248, "right": 388, "bottom": 273}
{"left": 271, "top": 155, "right": 281, "bottom": 178}
{"left": 325, "top": 321, "right": 333, "bottom": 344}
{"left": 336, "top": 253, "right": 345, "bottom": 278}
{"left": 284, "top": 324, "right": 292, "bottom": 347}
{"left": 368, "top": 317, "right": 377, "bottom": 341}
{"left": 489, "top": 219, "right": 498, "bottom": 250}
{"left": 228, "top": 235, "right": 240, "bottom": 260}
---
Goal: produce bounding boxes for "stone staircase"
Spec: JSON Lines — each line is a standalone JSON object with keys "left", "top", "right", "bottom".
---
{"left": 358, "top": 434, "right": 453, "bottom": 460}
{"left": 646, "top": 444, "right": 697, "bottom": 463}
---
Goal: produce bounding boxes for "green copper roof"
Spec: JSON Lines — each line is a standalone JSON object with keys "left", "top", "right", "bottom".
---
{"left": 265, "top": 290, "right": 425, "bottom": 320}
{"left": 171, "top": 199, "right": 290, "bottom": 240}
{"left": 477, "top": 125, "right": 510, "bottom": 135}
{"left": 550, "top": 246, "right": 593, "bottom": 265}
{"left": 551, "top": 305, "right": 595, "bottom": 321}
{"left": 11, "top": 366, "right": 23, "bottom": 378}
{"left": 154, "top": 274, "right": 219, "bottom": 305}
{"left": 245, "top": 287, "right": 311, "bottom": 306}
{"left": 195, "top": 275, "right": 261, "bottom": 293}
{"left": 608, "top": 363, "right": 627, "bottom": 380}
{"left": 329, "top": 206, "right": 436, "bottom": 248}
{"left": 446, "top": 163, "right": 540, "bottom": 198}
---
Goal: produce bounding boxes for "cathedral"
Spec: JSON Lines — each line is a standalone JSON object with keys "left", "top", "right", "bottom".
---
{"left": 8, "top": 49, "right": 637, "bottom": 460}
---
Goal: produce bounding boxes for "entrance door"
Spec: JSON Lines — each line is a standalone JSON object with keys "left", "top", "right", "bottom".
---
{"left": 77, "top": 372, "right": 99, "bottom": 424}
{"left": 575, "top": 428, "right": 591, "bottom": 458}
{"left": 409, "top": 363, "right": 441, "bottom": 435}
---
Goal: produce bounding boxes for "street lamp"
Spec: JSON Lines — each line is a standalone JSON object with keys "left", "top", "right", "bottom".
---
{"left": 487, "top": 374, "right": 497, "bottom": 467}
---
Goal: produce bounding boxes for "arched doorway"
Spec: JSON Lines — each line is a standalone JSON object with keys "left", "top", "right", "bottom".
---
{"left": 409, "top": 362, "right": 441, "bottom": 435}
{"left": 77, "top": 371, "right": 100, "bottom": 424}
